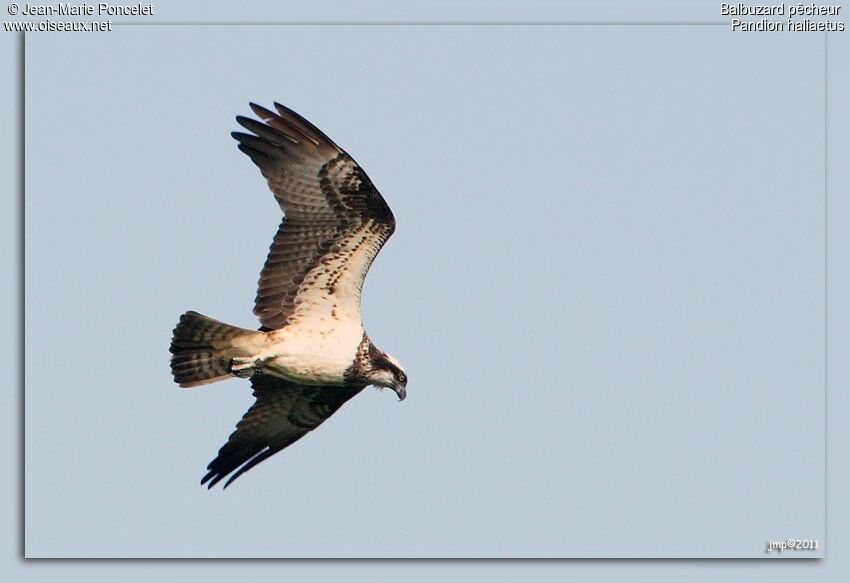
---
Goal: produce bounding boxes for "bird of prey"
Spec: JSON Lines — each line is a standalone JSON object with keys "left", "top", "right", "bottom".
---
{"left": 169, "top": 102, "right": 407, "bottom": 489}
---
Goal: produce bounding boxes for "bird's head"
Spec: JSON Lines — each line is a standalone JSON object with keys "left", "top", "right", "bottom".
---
{"left": 365, "top": 348, "right": 408, "bottom": 401}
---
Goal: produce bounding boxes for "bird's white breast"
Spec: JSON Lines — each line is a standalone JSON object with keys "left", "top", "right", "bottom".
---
{"left": 262, "top": 318, "right": 363, "bottom": 385}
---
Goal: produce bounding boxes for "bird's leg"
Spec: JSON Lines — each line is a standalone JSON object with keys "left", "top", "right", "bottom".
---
{"left": 229, "top": 342, "right": 284, "bottom": 378}
{"left": 229, "top": 356, "right": 262, "bottom": 378}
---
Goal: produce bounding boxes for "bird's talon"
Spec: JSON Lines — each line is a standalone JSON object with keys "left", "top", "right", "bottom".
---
{"left": 230, "top": 357, "right": 259, "bottom": 378}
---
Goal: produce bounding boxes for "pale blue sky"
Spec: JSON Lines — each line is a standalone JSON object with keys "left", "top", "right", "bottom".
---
{"left": 5, "top": 0, "right": 850, "bottom": 580}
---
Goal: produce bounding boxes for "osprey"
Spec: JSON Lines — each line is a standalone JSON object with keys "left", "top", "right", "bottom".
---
{"left": 169, "top": 102, "right": 407, "bottom": 489}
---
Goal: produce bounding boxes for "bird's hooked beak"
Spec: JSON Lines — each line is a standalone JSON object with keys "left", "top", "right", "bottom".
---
{"left": 393, "top": 382, "right": 407, "bottom": 402}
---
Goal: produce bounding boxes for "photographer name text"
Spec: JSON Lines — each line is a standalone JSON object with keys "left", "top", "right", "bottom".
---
{"left": 16, "top": 2, "right": 152, "bottom": 16}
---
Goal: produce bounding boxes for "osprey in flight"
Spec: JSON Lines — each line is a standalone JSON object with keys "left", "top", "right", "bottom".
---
{"left": 169, "top": 102, "right": 407, "bottom": 489}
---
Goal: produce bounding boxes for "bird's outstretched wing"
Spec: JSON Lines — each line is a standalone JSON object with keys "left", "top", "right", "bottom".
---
{"left": 232, "top": 103, "right": 396, "bottom": 330}
{"left": 201, "top": 374, "right": 363, "bottom": 489}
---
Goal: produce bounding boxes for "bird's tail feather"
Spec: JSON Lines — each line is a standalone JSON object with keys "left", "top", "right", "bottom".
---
{"left": 170, "top": 311, "right": 256, "bottom": 388}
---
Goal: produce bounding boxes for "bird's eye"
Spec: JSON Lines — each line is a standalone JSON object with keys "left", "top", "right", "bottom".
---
{"left": 398, "top": 373, "right": 406, "bottom": 383}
